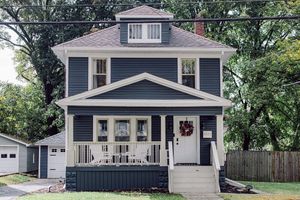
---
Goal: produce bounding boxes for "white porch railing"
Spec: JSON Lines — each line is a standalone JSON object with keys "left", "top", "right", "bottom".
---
{"left": 168, "top": 141, "right": 174, "bottom": 193}
{"left": 210, "top": 141, "right": 221, "bottom": 193}
{"left": 74, "top": 142, "right": 160, "bottom": 166}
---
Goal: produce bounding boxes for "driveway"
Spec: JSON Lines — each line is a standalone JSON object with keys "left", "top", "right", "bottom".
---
{"left": 0, "top": 179, "right": 58, "bottom": 200}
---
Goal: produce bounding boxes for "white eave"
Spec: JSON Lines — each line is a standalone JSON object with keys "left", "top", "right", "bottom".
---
{"left": 0, "top": 133, "right": 30, "bottom": 147}
{"left": 56, "top": 72, "right": 232, "bottom": 108}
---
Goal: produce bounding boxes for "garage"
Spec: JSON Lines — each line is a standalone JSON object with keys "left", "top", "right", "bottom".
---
{"left": 36, "top": 132, "right": 65, "bottom": 179}
{"left": 48, "top": 146, "right": 65, "bottom": 178}
{"left": 0, "top": 146, "right": 18, "bottom": 173}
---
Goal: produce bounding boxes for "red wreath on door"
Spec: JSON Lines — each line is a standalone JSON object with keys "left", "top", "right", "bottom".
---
{"left": 180, "top": 121, "right": 194, "bottom": 136}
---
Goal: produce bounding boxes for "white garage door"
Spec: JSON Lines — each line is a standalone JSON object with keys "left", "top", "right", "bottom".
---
{"left": 0, "top": 146, "right": 18, "bottom": 173}
{"left": 48, "top": 146, "right": 65, "bottom": 178}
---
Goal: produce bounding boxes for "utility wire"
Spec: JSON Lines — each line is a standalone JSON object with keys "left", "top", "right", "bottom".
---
{"left": 0, "top": 0, "right": 287, "bottom": 9}
{"left": 0, "top": 15, "right": 298, "bottom": 25}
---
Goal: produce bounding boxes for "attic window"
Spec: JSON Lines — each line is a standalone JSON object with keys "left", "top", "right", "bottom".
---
{"left": 128, "top": 23, "right": 161, "bottom": 43}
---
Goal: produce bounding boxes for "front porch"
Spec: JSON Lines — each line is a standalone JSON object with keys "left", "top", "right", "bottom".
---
{"left": 65, "top": 112, "right": 225, "bottom": 191}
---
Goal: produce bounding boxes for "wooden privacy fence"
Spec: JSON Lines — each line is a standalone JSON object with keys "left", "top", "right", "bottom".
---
{"left": 226, "top": 151, "right": 300, "bottom": 182}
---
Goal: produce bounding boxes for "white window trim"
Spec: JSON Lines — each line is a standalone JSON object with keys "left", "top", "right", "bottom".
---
{"left": 178, "top": 57, "right": 200, "bottom": 90}
{"left": 128, "top": 23, "right": 162, "bottom": 43}
{"left": 88, "top": 57, "right": 111, "bottom": 90}
{"left": 93, "top": 116, "right": 151, "bottom": 142}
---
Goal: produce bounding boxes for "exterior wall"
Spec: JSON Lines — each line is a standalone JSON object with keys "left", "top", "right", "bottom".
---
{"left": 68, "top": 106, "right": 222, "bottom": 116}
{"left": 68, "top": 57, "right": 89, "bottom": 96}
{"left": 66, "top": 166, "right": 168, "bottom": 191}
{"left": 200, "top": 58, "right": 221, "bottom": 96}
{"left": 111, "top": 58, "right": 177, "bottom": 82}
{"left": 151, "top": 115, "right": 161, "bottom": 141}
{"left": 40, "top": 146, "right": 48, "bottom": 178}
{"left": 73, "top": 116, "right": 93, "bottom": 142}
{"left": 120, "top": 20, "right": 170, "bottom": 44}
{"left": 0, "top": 136, "right": 27, "bottom": 172}
{"left": 165, "top": 115, "right": 174, "bottom": 148}
{"left": 26, "top": 147, "right": 39, "bottom": 172}
{"left": 89, "top": 80, "right": 200, "bottom": 99}
{"left": 200, "top": 116, "right": 217, "bottom": 165}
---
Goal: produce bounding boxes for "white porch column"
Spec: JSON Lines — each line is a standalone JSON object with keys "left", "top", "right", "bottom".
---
{"left": 216, "top": 115, "right": 225, "bottom": 166}
{"left": 66, "top": 114, "right": 75, "bottom": 167}
{"left": 160, "top": 115, "right": 167, "bottom": 166}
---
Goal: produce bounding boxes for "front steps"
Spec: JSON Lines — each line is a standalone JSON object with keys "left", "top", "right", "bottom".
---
{"left": 170, "top": 166, "right": 219, "bottom": 194}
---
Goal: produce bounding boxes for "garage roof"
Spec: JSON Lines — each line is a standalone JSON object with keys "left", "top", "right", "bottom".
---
{"left": 35, "top": 131, "right": 65, "bottom": 146}
{"left": 0, "top": 133, "right": 30, "bottom": 146}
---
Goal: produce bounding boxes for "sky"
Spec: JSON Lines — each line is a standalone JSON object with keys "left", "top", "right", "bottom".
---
{"left": 0, "top": 30, "right": 25, "bottom": 86}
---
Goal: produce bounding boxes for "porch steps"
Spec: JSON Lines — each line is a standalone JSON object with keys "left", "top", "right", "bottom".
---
{"left": 171, "top": 166, "right": 218, "bottom": 194}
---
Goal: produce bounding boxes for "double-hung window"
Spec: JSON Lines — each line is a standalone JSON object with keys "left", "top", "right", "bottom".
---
{"left": 92, "top": 58, "right": 107, "bottom": 89}
{"left": 179, "top": 58, "right": 198, "bottom": 89}
{"left": 115, "top": 120, "right": 130, "bottom": 142}
{"left": 136, "top": 119, "right": 148, "bottom": 141}
{"left": 128, "top": 23, "right": 161, "bottom": 43}
{"left": 97, "top": 120, "right": 108, "bottom": 142}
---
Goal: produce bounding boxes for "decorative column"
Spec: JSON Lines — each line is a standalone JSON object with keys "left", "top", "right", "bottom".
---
{"left": 66, "top": 115, "right": 75, "bottom": 167}
{"left": 216, "top": 115, "right": 225, "bottom": 166}
{"left": 160, "top": 115, "right": 167, "bottom": 166}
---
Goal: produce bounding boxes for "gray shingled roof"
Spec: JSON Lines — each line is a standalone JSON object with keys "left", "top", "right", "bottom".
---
{"left": 116, "top": 5, "right": 173, "bottom": 17}
{"left": 54, "top": 25, "right": 233, "bottom": 49}
{"left": 35, "top": 131, "right": 65, "bottom": 146}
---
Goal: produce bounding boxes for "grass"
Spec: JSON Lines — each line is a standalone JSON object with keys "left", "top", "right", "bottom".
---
{"left": 0, "top": 174, "right": 35, "bottom": 187}
{"left": 221, "top": 181, "right": 300, "bottom": 200}
{"left": 19, "top": 192, "right": 185, "bottom": 200}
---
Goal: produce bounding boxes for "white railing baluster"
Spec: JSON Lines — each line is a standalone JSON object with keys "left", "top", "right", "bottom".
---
{"left": 168, "top": 141, "right": 174, "bottom": 193}
{"left": 210, "top": 141, "right": 221, "bottom": 193}
{"left": 74, "top": 142, "right": 161, "bottom": 166}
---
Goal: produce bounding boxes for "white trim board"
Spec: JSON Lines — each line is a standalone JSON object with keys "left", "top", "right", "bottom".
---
{"left": 0, "top": 133, "right": 29, "bottom": 146}
{"left": 56, "top": 72, "right": 231, "bottom": 107}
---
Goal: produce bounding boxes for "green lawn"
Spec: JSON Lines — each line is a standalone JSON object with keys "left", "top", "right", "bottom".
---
{"left": 19, "top": 192, "right": 185, "bottom": 200}
{"left": 0, "top": 174, "right": 35, "bottom": 187}
{"left": 221, "top": 181, "right": 300, "bottom": 200}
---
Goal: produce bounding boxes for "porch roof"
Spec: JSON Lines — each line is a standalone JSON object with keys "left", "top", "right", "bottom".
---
{"left": 57, "top": 73, "right": 231, "bottom": 108}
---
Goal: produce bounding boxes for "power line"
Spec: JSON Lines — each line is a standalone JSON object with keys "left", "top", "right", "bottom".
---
{"left": 0, "top": 15, "right": 298, "bottom": 25}
{"left": 0, "top": 0, "right": 287, "bottom": 9}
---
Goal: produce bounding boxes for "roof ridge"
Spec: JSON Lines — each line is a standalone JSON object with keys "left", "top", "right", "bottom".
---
{"left": 171, "top": 25, "right": 233, "bottom": 49}
{"left": 116, "top": 5, "right": 173, "bottom": 16}
{"left": 54, "top": 25, "right": 118, "bottom": 48}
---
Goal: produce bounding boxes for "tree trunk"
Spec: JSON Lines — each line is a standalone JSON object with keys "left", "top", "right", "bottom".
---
{"left": 242, "top": 129, "right": 250, "bottom": 151}
{"left": 44, "top": 81, "right": 59, "bottom": 136}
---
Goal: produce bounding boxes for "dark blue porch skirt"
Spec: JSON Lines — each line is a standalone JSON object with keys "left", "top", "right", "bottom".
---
{"left": 66, "top": 166, "right": 168, "bottom": 191}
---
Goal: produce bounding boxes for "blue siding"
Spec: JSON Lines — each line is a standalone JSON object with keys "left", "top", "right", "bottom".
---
{"left": 161, "top": 23, "right": 171, "bottom": 43}
{"left": 111, "top": 58, "right": 177, "bottom": 82}
{"left": 120, "top": 23, "right": 128, "bottom": 44}
{"left": 89, "top": 80, "right": 200, "bottom": 99}
{"left": 68, "top": 106, "right": 222, "bottom": 116}
{"left": 200, "top": 116, "right": 217, "bottom": 165}
{"left": 152, "top": 116, "right": 161, "bottom": 141}
{"left": 66, "top": 166, "right": 168, "bottom": 191}
{"left": 200, "top": 58, "right": 221, "bottom": 96}
{"left": 166, "top": 115, "right": 174, "bottom": 148}
{"left": 40, "top": 146, "right": 48, "bottom": 178}
{"left": 68, "top": 57, "right": 89, "bottom": 96}
{"left": 74, "top": 116, "right": 93, "bottom": 141}
{"left": 219, "top": 166, "right": 225, "bottom": 192}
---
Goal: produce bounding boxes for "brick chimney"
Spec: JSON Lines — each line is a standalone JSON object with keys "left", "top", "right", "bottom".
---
{"left": 194, "top": 15, "right": 205, "bottom": 36}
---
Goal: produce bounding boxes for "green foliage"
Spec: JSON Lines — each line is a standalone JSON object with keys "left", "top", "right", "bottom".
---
{"left": 0, "top": 82, "right": 47, "bottom": 141}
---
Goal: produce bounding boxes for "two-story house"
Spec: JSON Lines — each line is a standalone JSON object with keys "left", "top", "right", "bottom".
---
{"left": 52, "top": 5, "right": 235, "bottom": 194}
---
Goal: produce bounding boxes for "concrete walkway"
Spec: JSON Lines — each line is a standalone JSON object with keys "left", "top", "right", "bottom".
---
{"left": 0, "top": 179, "right": 58, "bottom": 200}
{"left": 181, "top": 193, "right": 223, "bottom": 200}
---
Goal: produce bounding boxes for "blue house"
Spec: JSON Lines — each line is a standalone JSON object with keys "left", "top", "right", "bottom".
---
{"left": 52, "top": 5, "right": 235, "bottom": 193}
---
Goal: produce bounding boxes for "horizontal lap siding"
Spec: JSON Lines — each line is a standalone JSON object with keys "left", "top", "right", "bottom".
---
{"left": 68, "top": 106, "right": 222, "bottom": 116}
{"left": 74, "top": 116, "right": 93, "bottom": 141}
{"left": 200, "top": 58, "right": 220, "bottom": 96}
{"left": 40, "top": 146, "right": 48, "bottom": 178}
{"left": 111, "top": 58, "right": 177, "bottom": 82}
{"left": 151, "top": 116, "right": 161, "bottom": 141}
{"left": 161, "top": 23, "right": 171, "bottom": 43}
{"left": 66, "top": 166, "right": 168, "bottom": 191}
{"left": 166, "top": 116, "right": 174, "bottom": 148}
{"left": 68, "top": 57, "right": 89, "bottom": 96}
{"left": 200, "top": 116, "right": 217, "bottom": 165}
{"left": 89, "top": 80, "right": 200, "bottom": 99}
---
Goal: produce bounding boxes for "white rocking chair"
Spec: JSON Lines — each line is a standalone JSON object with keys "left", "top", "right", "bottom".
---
{"left": 125, "top": 144, "right": 150, "bottom": 165}
{"left": 90, "top": 145, "right": 112, "bottom": 164}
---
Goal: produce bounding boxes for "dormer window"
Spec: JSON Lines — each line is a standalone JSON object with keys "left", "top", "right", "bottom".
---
{"left": 93, "top": 58, "right": 107, "bottom": 88}
{"left": 128, "top": 23, "right": 161, "bottom": 43}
